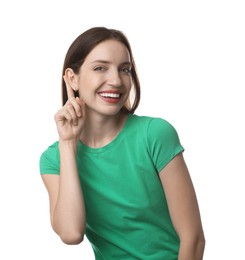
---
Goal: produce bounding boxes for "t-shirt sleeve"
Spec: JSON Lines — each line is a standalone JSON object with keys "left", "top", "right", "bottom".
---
{"left": 39, "top": 142, "right": 60, "bottom": 175}
{"left": 147, "top": 118, "right": 184, "bottom": 173}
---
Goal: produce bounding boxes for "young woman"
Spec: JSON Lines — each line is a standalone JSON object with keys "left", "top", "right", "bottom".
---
{"left": 40, "top": 27, "right": 205, "bottom": 260}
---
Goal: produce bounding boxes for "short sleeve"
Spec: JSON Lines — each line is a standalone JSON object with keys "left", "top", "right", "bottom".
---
{"left": 39, "top": 141, "right": 60, "bottom": 175}
{"left": 147, "top": 118, "right": 184, "bottom": 173}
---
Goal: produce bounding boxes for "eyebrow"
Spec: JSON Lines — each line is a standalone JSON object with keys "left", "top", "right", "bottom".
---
{"left": 91, "top": 60, "right": 131, "bottom": 66}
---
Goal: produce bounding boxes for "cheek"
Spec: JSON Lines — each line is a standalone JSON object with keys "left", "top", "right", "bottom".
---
{"left": 77, "top": 79, "right": 98, "bottom": 100}
{"left": 77, "top": 77, "right": 90, "bottom": 93}
{"left": 126, "top": 78, "right": 133, "bottom": 90}
{"left": 79, "top": 74, "right": 102, "bottom": 89}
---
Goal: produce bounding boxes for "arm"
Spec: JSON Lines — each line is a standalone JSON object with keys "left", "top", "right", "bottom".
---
{"left": 159, "top": 153, "right": 205, "bottom": 260}
{"left": 41, "top": 73, "right": 86, "bottom": 245}
{"left": 42, "top": 141, "right": 86, "bottom": 245}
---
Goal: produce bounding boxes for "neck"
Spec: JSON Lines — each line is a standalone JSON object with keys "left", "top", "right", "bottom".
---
{"left": 80, "top": 111, "right": 127, "bottom": 148}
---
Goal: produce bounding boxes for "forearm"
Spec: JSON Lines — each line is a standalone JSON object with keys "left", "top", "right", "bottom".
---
{"left": 53, "top": 140, "right": 86, "bottom": 244}
{"left": 178, "top": 237, "right": 205, "bottom": 260}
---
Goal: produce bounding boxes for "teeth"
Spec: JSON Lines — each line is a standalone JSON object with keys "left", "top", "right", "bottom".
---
{"left": 99, "top": 93, "right": 120, "bottom": 98}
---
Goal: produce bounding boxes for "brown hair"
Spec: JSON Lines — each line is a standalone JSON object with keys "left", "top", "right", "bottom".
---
{"left": 61, "top": 27, "right": 140, "bottom": 114}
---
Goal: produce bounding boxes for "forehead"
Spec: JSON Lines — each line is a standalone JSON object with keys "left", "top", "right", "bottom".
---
{"left": 84, "top": 39, "right": 131, "bottom": 63}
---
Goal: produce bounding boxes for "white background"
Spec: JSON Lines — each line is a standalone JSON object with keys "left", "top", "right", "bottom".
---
{"left": 0, "top": 0, "right": 244, "bottom": 259}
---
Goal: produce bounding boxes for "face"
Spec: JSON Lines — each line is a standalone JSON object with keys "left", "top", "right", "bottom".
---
{"left": 75, "top": 39, "right": 132, "bottom": 116}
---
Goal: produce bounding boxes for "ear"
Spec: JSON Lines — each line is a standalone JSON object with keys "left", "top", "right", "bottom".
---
{"left": 64, "top": 68, "right": 79, "bottom": 91}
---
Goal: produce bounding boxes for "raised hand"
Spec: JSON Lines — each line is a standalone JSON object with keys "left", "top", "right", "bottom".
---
{"left": 54, "top": 77, "right": 85, "bottom": 142}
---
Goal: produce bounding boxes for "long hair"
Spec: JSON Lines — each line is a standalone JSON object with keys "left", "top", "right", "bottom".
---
{"left": 61, "top": 27, "right": 140, "bottom": 114}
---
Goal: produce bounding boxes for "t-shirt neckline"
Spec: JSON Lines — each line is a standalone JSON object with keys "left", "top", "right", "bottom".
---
{"left": 78, "top": 114, "right": 133, "bottom": 154}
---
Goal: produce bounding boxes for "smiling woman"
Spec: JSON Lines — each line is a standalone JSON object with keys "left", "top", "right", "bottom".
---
{"left": 39, "top": 27, "right": 205, "bottom": 259}
{"left": 61, "top": 27, "right": 140, "bottom": 114}
{"left": 72, "top": 39, "right": 133, "bottom": 115}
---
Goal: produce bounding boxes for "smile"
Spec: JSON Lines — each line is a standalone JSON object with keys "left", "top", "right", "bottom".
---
{"left": 99, "top": 93, "right": 121, "bottom": 98}
{"left": 98, "top": 91, "right": 122, "bottom": 104}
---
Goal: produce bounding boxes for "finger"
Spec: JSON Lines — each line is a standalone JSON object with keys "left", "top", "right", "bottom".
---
{"left": 76, "top": 97, "right": 84, "bottom": 107}
{"left": 67, "top": 96, "right": 83, "bottom": 118}
{"left": 76, "top": 97, "right": 85, "bottom": 116}
{"left": 63, "top": 75, "right": 75, "bottom": 99}
{"left": 54, "top": 108, "right": 72, "bottom": 124}
{"left": 55, "top": 105, "right": 77, "bottom": 126}
{"left": 66, "top": 104, "right": 78, "bottom": 125}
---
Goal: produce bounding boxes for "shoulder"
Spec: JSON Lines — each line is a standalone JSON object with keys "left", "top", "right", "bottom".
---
{"left": 148, "top": 117, "right": 179, "bottom": 139}
{"left": 40, "top": 141, "right": 59, "bottom": 158}
{"left": 130, "top": 113, "right": 182, "bottom": 146}
{"left": 39, "top": 141, "right": 60, "bottom": 174}
{"left": 128, "top": 114, "right": 177, "bottom": 135}
{"left": 130, "top": 115, "right": 184, "bottom": 172}
{"left": 127, "top": 114, "right": 181, "bottom": 147}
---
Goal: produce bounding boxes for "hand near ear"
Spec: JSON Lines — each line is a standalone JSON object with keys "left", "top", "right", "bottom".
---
{"left": 54, "top": 76, "right": 85, "bottom": 142}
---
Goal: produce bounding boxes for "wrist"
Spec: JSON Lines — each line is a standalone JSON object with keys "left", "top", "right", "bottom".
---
{"left": 58, "top": 139, "right": 79, "bottom": 153}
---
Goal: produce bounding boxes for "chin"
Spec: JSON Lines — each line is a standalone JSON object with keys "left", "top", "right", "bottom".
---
{"left": 99, "top": 105, "right": 125, "bottom": 116}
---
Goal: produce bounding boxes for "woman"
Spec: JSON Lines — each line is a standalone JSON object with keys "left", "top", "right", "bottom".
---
{"left": 40, "top": 27, "right": 205, "bottom": 259}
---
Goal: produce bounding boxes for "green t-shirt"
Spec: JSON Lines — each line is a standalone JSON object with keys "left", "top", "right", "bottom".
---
{"left": 40, "top": 114, "right": 184, "bottom": 260}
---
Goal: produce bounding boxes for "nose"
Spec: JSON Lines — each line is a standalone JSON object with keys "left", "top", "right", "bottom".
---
{"left": 107, "top": 68, "right": 122, "bottom": 87}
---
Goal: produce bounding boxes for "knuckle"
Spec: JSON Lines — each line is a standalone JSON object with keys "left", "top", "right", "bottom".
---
{"left": 64, "top": 110, "right": 71, "bottom": 118}
{"left": 66, "top": 104, "right": 74, "bottom": 112}
{"left": 54, "top": 109, "right": 62, "bottom": 120}
{"left": 69, "top": 96, "right": 76, "bottom": 103}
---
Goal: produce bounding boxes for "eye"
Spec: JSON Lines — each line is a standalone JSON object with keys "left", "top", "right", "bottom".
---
{"left": 94, "top": 66, "right": 106, "bottom": 71}
{"left": 120, "top": 66, "right": 132, "bottom": 74}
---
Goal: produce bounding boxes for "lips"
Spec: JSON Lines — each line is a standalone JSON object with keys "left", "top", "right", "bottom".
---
{"left": 98, "top": 90, "right": 122, "bottom": 104}
{"left": 99, "top": 92, "right": 120, "bottom": 98}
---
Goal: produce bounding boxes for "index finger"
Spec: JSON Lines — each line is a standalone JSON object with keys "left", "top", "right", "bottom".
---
{"left": 63, "top": 75, "right": 75, "bottom": 99}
